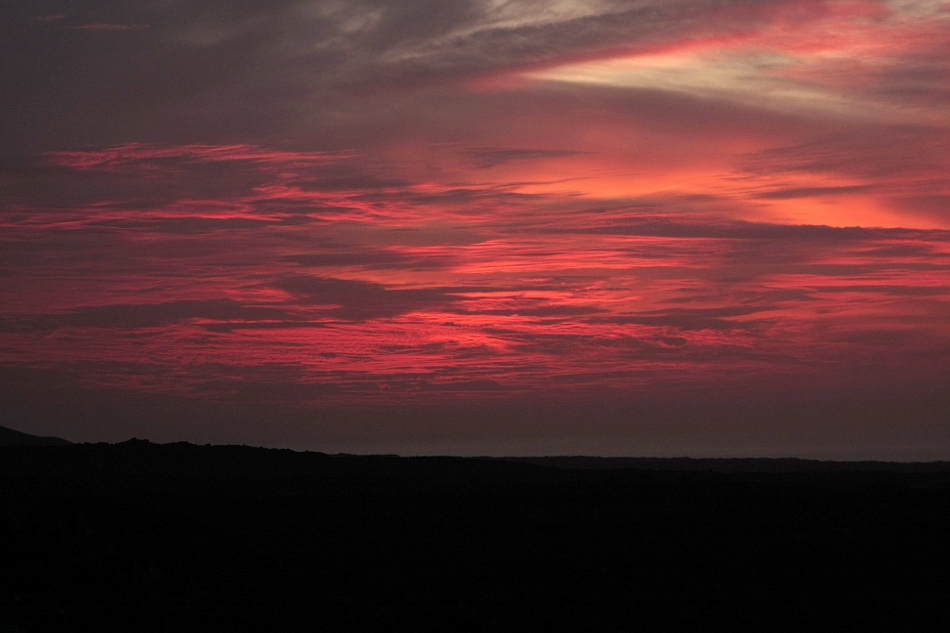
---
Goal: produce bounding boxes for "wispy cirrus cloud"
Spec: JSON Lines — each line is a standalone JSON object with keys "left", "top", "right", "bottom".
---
{"left": 3, "top": 143, "right": 949, "bottom": 413}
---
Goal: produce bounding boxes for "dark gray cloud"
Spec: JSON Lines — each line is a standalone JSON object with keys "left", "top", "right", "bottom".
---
{"left": 892, "top": 194, "right": 950, "bottom": 223}
{"left": 589, "top": 306, "right": 765, "bottom": 331}
{"left": 865, "top": 51, "right": 950, "bottom": 109}
{"left": 63, "top": 23, "right": 148, "bottom": 31}
{"left": 0, "top": 0, "right": 795, "bottom": 153}
{"left": 738, "top": 123, "right": 950, "bottom": 223}
{"left": 461, "top": 146, "right": 584, "bottom": 168}
{"left": 543, "top": 214, "right": 929, "bottom": 241}
{"left": 0, "top": 148, "right": 289, "bottom": 210}
{"left": 740, "top": 125, "right": 950, "bottom": 181}
{"left": 274, "top": 275, "right": 458, "bottom": 320}
{"left": 283, "top": 248, "right": 452, "bottom": 270}
{"left": 462, "top": 305, "right": 605, "bottom": 318}
{"left": 810, "top": 285, "right": 950, "bottom": 297}
{"left": 93, "top": 216, "right": 283, "bottom": 233}
{"left": 2, "top": 299, "right": 293, "bottom": 331}
{"left": 751, "top": 184, "right": 875, "bottom": 200}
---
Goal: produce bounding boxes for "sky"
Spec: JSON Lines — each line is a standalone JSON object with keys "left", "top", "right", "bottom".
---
{"left": 2, "top": 0, "right": 949, "bottom": 457}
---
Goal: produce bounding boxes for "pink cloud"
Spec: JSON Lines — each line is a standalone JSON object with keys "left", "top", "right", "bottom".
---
{"left": 4, "top": 144, "right": 949, "bottom": 409}
{"left": 5, "top": 2, "right": 950, "bottom": 453}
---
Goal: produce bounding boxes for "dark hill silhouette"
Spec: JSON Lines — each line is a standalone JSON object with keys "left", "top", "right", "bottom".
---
{"left": 0, "top": 424, "right": 70, "bottom": 446}
{"left": 498, "top": 455, "right": 950, "bottom": 472}
{"left": 2, "top": 440, "right": 950, "bottom": 631}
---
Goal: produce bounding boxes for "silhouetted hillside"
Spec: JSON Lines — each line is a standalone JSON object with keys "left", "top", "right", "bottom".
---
{"left": 2, "top": 440, "right": 950, "bottom": 631}
{"left": 0, "top": 425, "right": 70, "bottom": 447}
{"left": 499, "top": 455, "right": 950, "bottom": 472}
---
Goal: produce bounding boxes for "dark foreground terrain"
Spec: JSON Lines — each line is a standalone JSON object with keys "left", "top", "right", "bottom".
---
{"left": 2, "top": 440, "right": 950, "bottom": 631}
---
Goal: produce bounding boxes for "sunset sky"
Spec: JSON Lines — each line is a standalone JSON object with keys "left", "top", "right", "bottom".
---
{"left": 2, "top": 0, "right": 949, "bottom": 457}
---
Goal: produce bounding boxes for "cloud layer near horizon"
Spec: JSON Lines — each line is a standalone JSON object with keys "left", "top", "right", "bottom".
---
{"left": 2, "top": 1, "right": 949, "bottom": 454}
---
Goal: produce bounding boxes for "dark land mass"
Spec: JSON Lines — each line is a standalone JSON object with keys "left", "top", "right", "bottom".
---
{"left": 499, "top": 455, "right": 950, "bottom": 472}
{"left": 0, "top": 425, "right": 70, "bottom": 447}
{"left": 3, "top": 440, "right": 950, "bottom": 631}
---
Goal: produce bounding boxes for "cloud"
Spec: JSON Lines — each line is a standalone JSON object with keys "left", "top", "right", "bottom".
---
{"left": 736, "top": 123, "right": 950, "bottom": 223}
{"left": 0, "top": 0, "right": 854, "bottom": 152}
{"left": 64, "top": 23, "right": 148, "bottom": 31}
{"left": 460, "top": 146, "right": 584, "bottom": 168}
{"left": 43, "top": 143, "right": 344, "bottom": 172}
{"left": 750, "top": 184, "right": 876, "bottom": 199}
{"left": 0, "top": 144, "right": 360, "bottom": 219}
{"left": 4, "top": 300, "right": 294, "bottom": 332}
{"left": 740, "top": 126, "right": 950, "bottom": 180}
{"left": 283, "top": 248, "right": 452, "bottom": 271}
{"left": 3, "top": 2, "right": 950, "bottom": 452}
{"left": 334, "top": 0, "right": 846, "bottom": 90}
{"left": 274, "top": 276, "right": 459, "bottom": 321}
